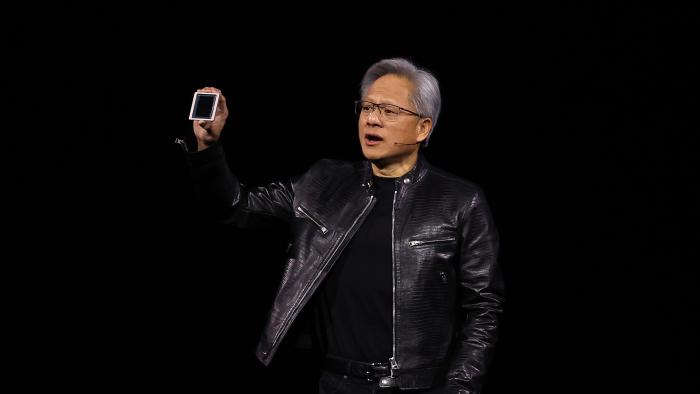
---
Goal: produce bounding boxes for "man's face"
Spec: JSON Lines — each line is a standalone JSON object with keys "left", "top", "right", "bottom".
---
{"left": 358, "top": 74, "right": 430, "bottom": 164}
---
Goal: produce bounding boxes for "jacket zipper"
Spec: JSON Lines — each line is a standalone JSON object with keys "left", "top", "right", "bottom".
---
{"left": 269, "top": 195, "right": 375, "bottom": 353}
{"left": 390, "top": 185, "right": 398, "bottom": 378}
{"left": 174, "top": 137, "right": 189, "bottom": 153}
{"left": 408, "top": 237, "right": 456, "bottom": 247}
{"left": 296, "top": 205, "right": 329, "bottom": 235}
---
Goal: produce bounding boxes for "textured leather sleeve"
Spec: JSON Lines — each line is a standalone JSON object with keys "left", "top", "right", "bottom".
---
{"left": 446, "top": 189, "right": 504, "bottom": 393}
{"left": 187, "top": 143, "right": 294, "bottom": 227}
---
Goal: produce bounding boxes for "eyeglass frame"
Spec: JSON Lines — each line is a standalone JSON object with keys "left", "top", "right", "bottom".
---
{"left": 354, "top": 100, "right": 422, "bottom": 120}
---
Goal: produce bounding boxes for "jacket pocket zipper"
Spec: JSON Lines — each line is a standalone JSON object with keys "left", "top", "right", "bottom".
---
{"left": 296, "top": 205, "right": 329, "bottom": 235}
{"left": 408, "top": 236, "right": 456, "bottom": 247}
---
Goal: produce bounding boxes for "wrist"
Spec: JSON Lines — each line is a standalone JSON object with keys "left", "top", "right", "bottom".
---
{"left": 197, "top": 140, "right": 215, "bottom": 152}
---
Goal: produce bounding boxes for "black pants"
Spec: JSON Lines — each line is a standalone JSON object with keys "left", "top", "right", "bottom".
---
{"left": 318, "top": 370, "right": 445, "bottom": 394}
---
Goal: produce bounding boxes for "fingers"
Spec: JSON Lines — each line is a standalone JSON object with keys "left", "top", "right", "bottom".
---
{"left": 197, "top": 87, "right": 225, "bottom": 103}
{"left": 197, "top": 86, "right": 221, "bottom": 95}
{"left": 194, "top": 120, "right": 210, "bottom": 130}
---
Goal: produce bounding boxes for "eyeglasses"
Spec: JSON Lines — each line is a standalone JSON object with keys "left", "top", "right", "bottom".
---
{"left": 354, "top": 100, "right": 421, "bottom": 120}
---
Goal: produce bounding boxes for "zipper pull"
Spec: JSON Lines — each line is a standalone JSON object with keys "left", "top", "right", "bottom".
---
{"left": 379, "top": 357, "right": 398, "bottom": 387}
{"left": 390, "top": 357, "right": 398, "bottom": 374}
{"left": 174, "top": 137, "right": 189, "bottom": 153}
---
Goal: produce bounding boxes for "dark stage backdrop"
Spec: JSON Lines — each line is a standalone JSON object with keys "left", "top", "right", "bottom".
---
{"left": 7, "top": 3, "right": 697, "bottom": 393}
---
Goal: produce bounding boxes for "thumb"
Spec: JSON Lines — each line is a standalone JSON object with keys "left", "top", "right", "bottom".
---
{"left": 193, "top": 120, "right": 207, "bottom": 135}
{"left": 196, "top": 120, "right": 212, "bottom": 132}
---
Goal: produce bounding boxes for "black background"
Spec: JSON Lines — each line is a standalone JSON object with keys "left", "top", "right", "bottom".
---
{"left": 6, "top": 3, "right": 698, "bottom": 393}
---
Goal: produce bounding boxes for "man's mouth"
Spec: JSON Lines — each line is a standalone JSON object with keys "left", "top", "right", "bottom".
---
{"left": 364, "top": 133, "right": 384, "bottom": 144}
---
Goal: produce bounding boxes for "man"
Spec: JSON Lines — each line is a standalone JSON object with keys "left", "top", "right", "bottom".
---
{"left": 185, "top": 58, "right": 504, "bottom": 393}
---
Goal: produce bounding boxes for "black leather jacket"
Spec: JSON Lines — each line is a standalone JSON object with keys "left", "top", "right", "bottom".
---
{"left": 188, "top": 143, "right": 504, "bottom": 393}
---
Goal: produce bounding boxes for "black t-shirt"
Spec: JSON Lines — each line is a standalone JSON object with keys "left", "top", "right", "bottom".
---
{"left": 316, "top": 175, "right": 396, "bottom": 363}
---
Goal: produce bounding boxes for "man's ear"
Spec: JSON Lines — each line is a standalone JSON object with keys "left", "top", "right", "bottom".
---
{"left": 416, "top": 118, "right": 433, "bottom": 143}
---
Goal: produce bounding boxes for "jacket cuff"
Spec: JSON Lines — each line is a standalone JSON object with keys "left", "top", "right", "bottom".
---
{"left": 444, "top": 379, "right": 471, "bottom": 394}
{"left": 186, "top": 142, "right": 226, "bottom": 166}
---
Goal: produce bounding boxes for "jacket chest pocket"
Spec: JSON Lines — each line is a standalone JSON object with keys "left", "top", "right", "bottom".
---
{"left": 408, "top": 236, "right": 456, "bottom": 248}
{"left": 295, "top": 205, "right": 329, "bottom": 235}
{"left": 408, "top": 235, "right": 458, "bottom": 287}
{"left": 408, "top": 234, "right": 458, "bottom": 266}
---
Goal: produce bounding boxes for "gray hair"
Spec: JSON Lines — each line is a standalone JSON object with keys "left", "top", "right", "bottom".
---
{"left": 360, "top": 58, "right": 441, "bottom": 147}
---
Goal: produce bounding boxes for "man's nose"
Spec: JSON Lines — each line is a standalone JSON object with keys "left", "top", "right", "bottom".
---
{"left": 366, "top": 108, "right": 383, "bottom": 125}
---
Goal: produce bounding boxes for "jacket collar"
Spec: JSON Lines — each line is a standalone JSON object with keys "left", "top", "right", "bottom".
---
{"left": 361, "top": 154, "right": 429, "bottom": 193}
